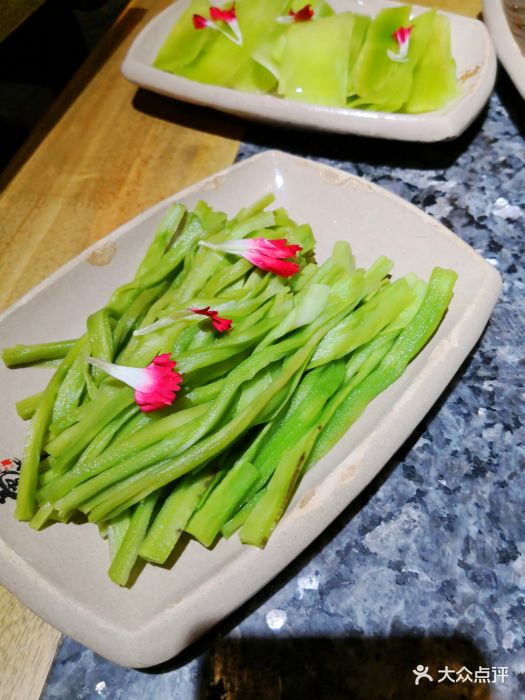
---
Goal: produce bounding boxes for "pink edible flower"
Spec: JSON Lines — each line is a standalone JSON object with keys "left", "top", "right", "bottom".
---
{"left": 192, "top": 14, "right": 209, "bottom": 29}
{"left": 277, "top": 4, "right": 314, "bottom": 24}
{"left": 192, "top": 3, "right": 242, "bottom": 45}
{"left": 87, "top": 354, "right": 183, "bottom": 413}
{"left": 209, "top": 4, "right": 236, "bottom": 23}
{"left": 387, "top": 25, "right": 414, "bottom": 63}
{"left": 199, "top": 237, "right": 302, "bottom": 278}
{"left": 190, "top": 306, "right": 232, "bottom": 333}
{"left": 290, "top": 4, "right": 314, "bottom": 21}
{"left": 393, "top": 26, "right": 413, "bottom": 45}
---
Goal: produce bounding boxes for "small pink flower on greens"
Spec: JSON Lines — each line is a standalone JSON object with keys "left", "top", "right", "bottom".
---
{"left": 192, "top": 14, "right": 209, "bottom": 29}
{"left": 192, "top": 3, "right": 242, "bottom": 44}
{"left": 199, "top": 237, "right": 302, "bottom": 278}
{"left": 190, "top": 306, "right": 232, "bottom": 333}
{"left": 277, "top": 4, "right": 314, "bottom": 24}
{"left": 387, "top": 25, "right": 414, "bottom": 63}
{"left": 87, "top": 354, "right": 183, "bottom": 413}
{"left": 209, "top": 4, "right": 236, "bottom": 23}
{"left": 290, "top": 4, "right": 314, "bottom": 21}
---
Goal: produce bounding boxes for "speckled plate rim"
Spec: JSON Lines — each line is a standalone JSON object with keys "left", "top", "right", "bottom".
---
{"left": 0, "top": 151, "right": 502, "bottom": 668}
{"left": 121, "top": 0, "right": 497, "bottom": 142}
{"left": 482, "top": 0, "right": 525, "bottom": 100}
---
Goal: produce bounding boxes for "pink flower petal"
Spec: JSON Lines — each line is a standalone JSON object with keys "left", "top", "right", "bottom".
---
{"left": 193, "top": 7, "right": 242, "bottom": 44}
{"left": 244, "top": 253, "right": 301, "bottom": 278}
{"left": 289, "top": 4, "right": 314, "bottom": 22}
{"left": 387, "top": 25, "right": 414, "bottom": 62}
{"left": 393, "top": 25, "right": 413, "bottom": 46}
{"left": 209, "top": 4, "right": 236, "bottom": 23}
{"left": 87, "top": 354, "right": 182, "bottom": 413}
{"left": 250, "top": 237, "right": 303, "bottom": 259}
{"left": 135, "top": 354, "right": 183, "bottom": 412}
{"left": 192, "top": 13, "right": 209, "bottom": 29}
{"left": 199, "top": 237, "right": 302, "bottom": 278}
{"left": 190, "top": 306, "right": 233, "bottom": 333}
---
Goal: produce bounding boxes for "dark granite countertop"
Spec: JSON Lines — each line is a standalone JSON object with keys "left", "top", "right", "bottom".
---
{"left": 41, "top": 73, "right": 524, "bottom": 700}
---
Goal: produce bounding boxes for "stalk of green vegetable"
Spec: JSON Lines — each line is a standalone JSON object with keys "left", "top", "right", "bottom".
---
{"left": 29, "top": 502, "right": 55, "bottom": 530}
{"left": 87, "top": 308, "right": 114, "bottom": 385}
{"left": 15, "top": 392, "right": 43, "bottom": 421}
{"left": 3, "top": 339, "right": 77, "bottom": 367}
{"left": 107, "top": 510, "right": 132, "bottom": 561}
{"left": 308, "top": 277, "right": 415, "bottom": 368}
{"left": 43, "top": 404, "right": 140, "bottom": 485}
{"left": 44, "top": 389, "right": 135, "bottom": 474}
{"left": 190, "top": 361, "right": 345, "bottom": 546}
{"left": 15, "top": 337, "right": 87, "bottom": 520}
{"left": 185, "top": 461, "right": 260, "bottom": 547}
{"left": 220, "top": 277, "right": 428, "bottom": 539}
{"left": 38, "top": 403, "right": 210, "bottom": 505}
{"left": 107, "top": 492, "right": 159, "bottom": 586}
{"left": 112, "top": 284, "right": 168, "bottom": 352}
{"left": 221, "top": 492, "right": 263, "bottom": 538}
{"left": 222, "top": 276, "right": 431, "bottom": 539}
{"left": 80, "top": 324, "right": 338, "bottom": 523}
{"left": 50, "top": 354, "right": 88, "bottom": 429}
{"left": 239, "top": 430, "right": 318, "bottom": 547}
{"left": 308, "top": 267, "right": 457, "bottom": 465}
{"left": 139, "top": 464, "right": 218, "bottom": 563}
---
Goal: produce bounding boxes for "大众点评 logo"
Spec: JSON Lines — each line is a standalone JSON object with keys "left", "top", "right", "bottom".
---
{"left": 0, "top": 458, "right": 21, "bottom": 504}
{"left": 413, "top": 664, "right": 509, "bottom": 686}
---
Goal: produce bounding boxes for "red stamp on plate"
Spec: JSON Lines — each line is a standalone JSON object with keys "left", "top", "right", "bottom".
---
{"left": 0, "top": 458, "right": 21, "bottom": 504}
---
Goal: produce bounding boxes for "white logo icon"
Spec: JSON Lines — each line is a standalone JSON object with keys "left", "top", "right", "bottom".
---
{"left": 413, "top": 665, "right": 433, "bottom": 685}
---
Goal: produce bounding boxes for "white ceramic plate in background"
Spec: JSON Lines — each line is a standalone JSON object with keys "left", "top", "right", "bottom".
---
{"left": 0, "top": 152, "right": 501, "bottom": 667}
{"left": 483, "top": 0, "right": 525, "bottom": 99}
{"left": 121, "top": 0, "right": 496, "bottom": 142}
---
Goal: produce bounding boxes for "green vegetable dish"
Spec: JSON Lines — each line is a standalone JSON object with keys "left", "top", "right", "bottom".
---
{"left": 3, "top": 195, "right": 457, "bottom": 586}
{"left": 153, "top": 1, "right": 458, "bottom": 113}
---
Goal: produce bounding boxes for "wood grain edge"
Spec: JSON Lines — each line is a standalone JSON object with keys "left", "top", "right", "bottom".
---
{"left": 0, "top": 586, "right": 61, "bottom": 700}
{"left": 416, "top": 0, "right": 481, "bottom": 18}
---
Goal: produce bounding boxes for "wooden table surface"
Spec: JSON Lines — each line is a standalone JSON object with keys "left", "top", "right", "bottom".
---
{"left": 0, "top": 1, "right": 481, "bottom": 698}
{"left": 0, "top": 0, "right": 47, "bottom": 43}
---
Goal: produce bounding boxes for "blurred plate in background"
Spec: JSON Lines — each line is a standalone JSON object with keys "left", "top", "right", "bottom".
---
{"left": 122, "top": 0, "right": 496, "bottom": 141}
{"left": 483, "top": 0, "right": 525, "bottom": 99}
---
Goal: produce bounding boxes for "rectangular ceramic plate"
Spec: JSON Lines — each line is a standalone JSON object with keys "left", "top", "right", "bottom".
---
{"left": 122, "top": 0, "right": 496, "bottom": 142}
{"left": 483, "top": 0, "right": 525, "bottom": 100}
{"left": 0, "top": 152, "right": 501, "bottom": 667}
